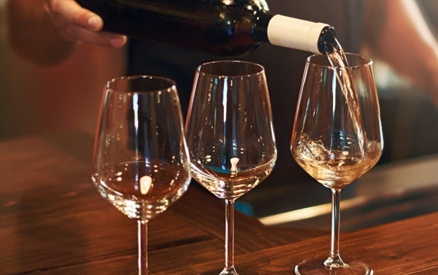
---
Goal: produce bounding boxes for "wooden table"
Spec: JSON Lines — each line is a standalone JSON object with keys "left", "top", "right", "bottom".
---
{"left": 0, "top": 131, "right": 437, "bottom": 274}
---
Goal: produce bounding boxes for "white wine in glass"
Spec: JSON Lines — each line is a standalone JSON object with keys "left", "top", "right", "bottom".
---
{"left": 291, "top": 53, "right": 383, "bottom": 274}
{"left": 185, "top": 60, "right": 277, "bottom": 275}
{"left": 92, "top": 75, "right": 191, "bottom": 275}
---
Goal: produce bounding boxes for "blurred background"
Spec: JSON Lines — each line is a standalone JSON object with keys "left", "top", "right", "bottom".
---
{"left": 2, "top": 0, "right": 438, "bottom": 231}
{"left": 0, "top": 0, "right": 126, "bottom": 138}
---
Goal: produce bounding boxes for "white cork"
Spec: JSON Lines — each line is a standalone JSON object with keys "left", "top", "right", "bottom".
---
{"left": 267, "top": 15, "right": 328, "bottom": 53}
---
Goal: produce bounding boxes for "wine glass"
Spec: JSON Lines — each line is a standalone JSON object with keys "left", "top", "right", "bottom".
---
{"left": 91, "top": 75, "right": 191, "bottom": 275}
{"left": 291, "top": 53, "right": 383, "bottom": 274}
{"left": 185, "top": 60, "right": 277, "bottom": 275}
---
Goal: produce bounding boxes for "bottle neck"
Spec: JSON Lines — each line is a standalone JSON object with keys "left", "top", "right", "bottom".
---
{"left": 253, "top": 12, "right": 273, "bottom": 43}
{"left": 266, "top": 15, "right": 331, "bottom": 54}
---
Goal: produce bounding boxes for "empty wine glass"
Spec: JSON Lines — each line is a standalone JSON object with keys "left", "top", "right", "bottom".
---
{"left": 91, "top": 75, "right": 191, "bottom": 275}
{"left": 291, "top": 53, "right": 383, "bottom": 274}
{"left": 185, "top": 60, "right": 277, "bottom": 275}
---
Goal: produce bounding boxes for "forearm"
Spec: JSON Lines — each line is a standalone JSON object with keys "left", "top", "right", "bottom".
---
{"left": 6, "top": 0, "right": 77, "bottom": 66}
{"left": 364, "top": 0, "right": 438, "bottom": 102}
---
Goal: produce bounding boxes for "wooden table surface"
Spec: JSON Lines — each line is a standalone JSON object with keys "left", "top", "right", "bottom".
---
{"left": 0, "top": 131, "right": 437, "bottom": 275}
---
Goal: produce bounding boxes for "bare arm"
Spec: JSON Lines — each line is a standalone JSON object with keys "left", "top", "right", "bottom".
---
{"left": 6, "top": 0, "right": 127, "bottom": 66}
{"left": 363, "top": 0, "right": 438, "bottom": 105}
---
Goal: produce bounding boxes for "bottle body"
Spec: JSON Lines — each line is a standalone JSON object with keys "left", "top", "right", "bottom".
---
{"left": 75, "top": 0, "right": 332, "bottom": 57}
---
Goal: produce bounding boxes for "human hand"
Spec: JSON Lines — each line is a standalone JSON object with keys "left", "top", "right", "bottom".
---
{"left": 44, "top": 0, "right": 127, "bottom": 48}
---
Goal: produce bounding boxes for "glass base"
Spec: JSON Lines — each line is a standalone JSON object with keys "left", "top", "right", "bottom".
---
{"left": 294, "top": 258, "right": 373, "bottom": 275}
{"left": 219, "top": 267, "right": 239, "bottom": 275}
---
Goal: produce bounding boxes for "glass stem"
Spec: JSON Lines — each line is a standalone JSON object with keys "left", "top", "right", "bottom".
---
{"left": 138, "top": 220, "right": 148, "bottom": 275}
{"left": 325, "top": 188, "right": 344, "bottom": 268}
{"left": 221, "top": 199, "right": 238, "bottom": 275}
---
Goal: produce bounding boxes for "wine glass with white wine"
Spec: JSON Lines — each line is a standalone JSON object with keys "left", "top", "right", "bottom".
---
{"left": 291, "top": 53, "right": 383, "bottom": 275}
{"left": 185, "top": 60, "right": 277, "bottom": 275}
{"left": 92, "top": 75, "right": 191, "bottom": 275}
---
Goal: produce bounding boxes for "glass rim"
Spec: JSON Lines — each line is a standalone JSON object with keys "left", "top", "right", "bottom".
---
{"left": 105, "top": 75, "right": 177, "bottom": 93}
{"left": 196, "top": 60, "right": 265, "bottom": 78}
{"left": 306, "top": 52, "right": 373, "bottom": 70}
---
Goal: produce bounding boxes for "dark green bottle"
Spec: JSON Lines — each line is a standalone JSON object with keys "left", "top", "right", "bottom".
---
{"left": 75, "top": 0, "right": 336, "bottom": 57}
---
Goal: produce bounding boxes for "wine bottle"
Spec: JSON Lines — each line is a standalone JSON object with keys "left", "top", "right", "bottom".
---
{"left": 75, "top": 0, "right": 337, "bottom": 57}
